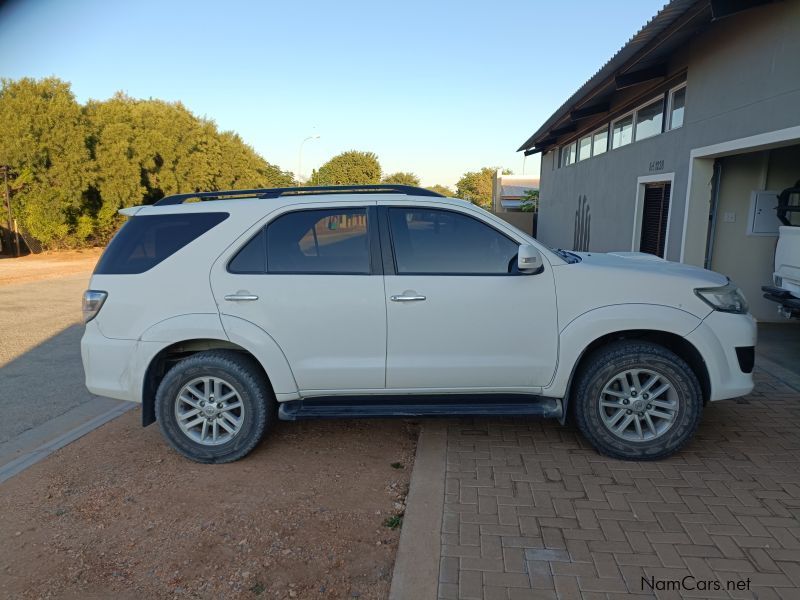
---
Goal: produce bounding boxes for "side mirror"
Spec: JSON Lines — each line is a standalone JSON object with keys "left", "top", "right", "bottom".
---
{"left": 517, "top": 244, "right": 543, "bottom": 273}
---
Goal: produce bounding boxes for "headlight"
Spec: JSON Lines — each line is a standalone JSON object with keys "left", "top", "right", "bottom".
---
{"left": 694, "top": 281, "right": 748, "bottom": 314}
{"left": 82, "top": 290, "right": 108, "bottom": 323}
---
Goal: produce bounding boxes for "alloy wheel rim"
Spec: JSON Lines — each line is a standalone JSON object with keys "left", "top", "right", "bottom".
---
{"left": 598, "top": 368, "right": 678, "bottom": 442}
{"left": 174, "top": 376, "right": 245, "bottom": 446}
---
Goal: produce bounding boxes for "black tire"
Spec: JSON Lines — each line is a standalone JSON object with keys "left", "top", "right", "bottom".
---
{"left": 572, "top": 340, "right": 703, "bottom": 460}
{"left": 155, "top": 350, "right": 275, "bottom": 463}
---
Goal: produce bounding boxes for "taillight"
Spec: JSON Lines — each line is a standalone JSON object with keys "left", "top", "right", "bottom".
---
{"left": 82, "top": 290, "right": 108, "bottom": 323}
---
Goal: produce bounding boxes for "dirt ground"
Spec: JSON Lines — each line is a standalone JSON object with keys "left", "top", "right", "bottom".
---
{"left": 0, "top": 409, "right": 418, "bottom": 600}
{"left": 0, "top": 248, "right": 103, "bottom": 286}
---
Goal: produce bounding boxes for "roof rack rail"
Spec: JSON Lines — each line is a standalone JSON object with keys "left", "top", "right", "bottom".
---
{"left": 154, "top": 184, "right": 445, "bottom": 206}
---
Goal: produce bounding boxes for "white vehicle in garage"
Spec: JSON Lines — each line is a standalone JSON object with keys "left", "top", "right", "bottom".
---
{"left": 81, "top": 185, "right": 756, "bottom": 463}
{"left": 762, "top": 181, "right": 800, "bottom": 319}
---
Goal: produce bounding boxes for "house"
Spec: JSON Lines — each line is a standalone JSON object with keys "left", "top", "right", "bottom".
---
{"left": 518, "top": 0, "right": 800, "bottom": 321}
{"left": 491, "top": 170, "right": 539, "bottom": 212}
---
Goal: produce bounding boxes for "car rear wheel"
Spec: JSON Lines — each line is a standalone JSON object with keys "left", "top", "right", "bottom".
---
{"left": 573, "top": 340, "right": 703, "bottom": 460}
{"left": 155, "top": 350, "right": 274, "bottom": 463}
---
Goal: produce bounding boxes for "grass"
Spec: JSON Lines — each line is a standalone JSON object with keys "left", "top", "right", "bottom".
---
{"left": 249, "top": 582, "right": 266, "bottom": 595}
{"left": 383, "top": 514, "right": 403, "bottom": 530}
{"left": 390, "top": 462, "right": 404, "bottom": 469}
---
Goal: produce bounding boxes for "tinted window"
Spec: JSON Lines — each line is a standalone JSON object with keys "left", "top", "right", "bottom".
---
{"left": 267, "top": 208, "right": 370, "bottom": 274}
{"left": 388, "top": 208, "right": 518, "bottom": 275}
{"left": 94, "top": 212, "right": 228, "bottom": 275}
{"left": 228, "top": 228, "right": 266, "bottom": 273}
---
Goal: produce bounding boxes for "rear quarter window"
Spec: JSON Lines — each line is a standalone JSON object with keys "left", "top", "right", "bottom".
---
{"left": 94, "top": 212, "right": 229, "bottom": 275}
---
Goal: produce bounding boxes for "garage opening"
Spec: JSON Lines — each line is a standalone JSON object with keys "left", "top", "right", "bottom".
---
{"left": 707, "top": 144, "right": 800, "bottom": 321}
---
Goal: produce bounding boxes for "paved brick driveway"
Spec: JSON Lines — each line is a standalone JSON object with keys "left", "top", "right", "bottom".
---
{"left": 437, "top": 368, "right": 800, "bottom": 600}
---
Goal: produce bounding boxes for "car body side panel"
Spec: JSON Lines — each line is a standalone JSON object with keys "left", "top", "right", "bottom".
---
{"left": 139, "top": 313, "right": 228, "bottom": 343}
{"left": 550, "top": 257, "right": 717, "bottom": 329}
{"left": 544, "top": 303, "right": 703, "bottom": 398}
{"left": 219, "top": 314, "right": 300, "bottom": 399}
{"left": 89, "top": 203, "right": 274, "bottom": 341}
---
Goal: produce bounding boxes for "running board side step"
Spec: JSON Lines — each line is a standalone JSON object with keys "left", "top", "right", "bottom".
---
{"left": 278, "top": 395, "right": 562, "bottom": 421}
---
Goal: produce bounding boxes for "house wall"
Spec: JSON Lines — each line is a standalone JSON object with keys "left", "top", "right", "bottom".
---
{"left": 537, "top": 1, "right": 800, "bottom": 268}
{"left": 491, "top": 211, "right": 535, "bottom": 236}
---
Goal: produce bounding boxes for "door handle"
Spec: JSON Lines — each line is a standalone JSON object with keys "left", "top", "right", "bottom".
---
{"left": 224, "top": 294, "right": 259, "bottom": 301}
{"left": 390, "top": 294, "right": 426, "bottom": 302}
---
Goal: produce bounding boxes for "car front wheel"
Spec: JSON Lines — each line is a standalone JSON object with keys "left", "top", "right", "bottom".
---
{"left": 155, "top": 350, "right": 274, "bottom": 463}
{"left": 573, "top": 340, "right": 703, "bottom": 460}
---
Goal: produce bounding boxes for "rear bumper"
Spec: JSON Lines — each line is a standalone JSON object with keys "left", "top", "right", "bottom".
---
{"left": 81, "top": 320, "right": 141, "bottom": 403}
{"left": 762, "top": 285, "right": 800, "bottom": 317}
{"left": 685, "top": 311, "right": 756, "bottom": 401}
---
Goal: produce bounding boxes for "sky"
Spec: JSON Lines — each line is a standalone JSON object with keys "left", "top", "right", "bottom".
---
{"left": 0, "top": 0, "right": 665, "bottom": 188}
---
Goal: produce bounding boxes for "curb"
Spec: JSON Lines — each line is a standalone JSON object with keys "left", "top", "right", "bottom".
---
{"left": 389, "top": 421, "right": 448, "bottom": 600}
{"left": 0, "top": 401, "right": 134, "bottom": 484}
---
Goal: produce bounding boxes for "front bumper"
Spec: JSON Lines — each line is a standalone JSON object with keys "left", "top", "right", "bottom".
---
{"left": 685, "top": 311, "right": 757, "bottom": 401}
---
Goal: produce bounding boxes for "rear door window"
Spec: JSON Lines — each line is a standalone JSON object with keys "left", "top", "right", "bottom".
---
{"left": 228, "top": 229, "right": 266, "bottom": 274}
{"left": 94, "top": 212, "right": 228, "bottom": 274}
{"left": 266, "top": 208, "right": 370, "bottom": 274}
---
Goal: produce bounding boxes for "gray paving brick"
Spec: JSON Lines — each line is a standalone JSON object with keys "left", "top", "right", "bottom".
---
{"left": 435, "top": 375, "right": 800, "bottom": 600}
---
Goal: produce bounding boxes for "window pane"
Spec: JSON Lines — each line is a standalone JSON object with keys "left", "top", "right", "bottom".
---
{"left": 229, "top": 229, "right": 266, "bottom": 273}
{"left": 578, "top": 136, "right": 592, "bottom": 161}
{"left": 611, "top": 115, "right": 633, "bottom": 148}
{"left": 592, "top": 129, "right": 608, "bottom": 155}
{"left": 669, "top": 87, "right": 686, "bottom": 129}
{"left": 94, "top": 213, "right": 229, "bottom": 275}
{"left": 561, "top": 143, "right": 575, "bottom": 167}
{"left": 388, "top": 208, "right": 519, "bottom": 275}
{"left": 267, "top": 208, "right": 369, "bottom": 274}
{"left": 635, "top": 98, "right": 664, "bottom": 141}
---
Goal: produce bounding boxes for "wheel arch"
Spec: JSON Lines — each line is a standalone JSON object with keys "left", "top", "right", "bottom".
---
{"left": 141, "top": 339, "right": 275, "bottom": 427}
{"left": 559, "top": 329, "right": 710, "bottom": 424}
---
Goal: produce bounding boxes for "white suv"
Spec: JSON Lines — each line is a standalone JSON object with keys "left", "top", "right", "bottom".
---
{"left": 81, "top": 185, "right": 756, "bottom": 463}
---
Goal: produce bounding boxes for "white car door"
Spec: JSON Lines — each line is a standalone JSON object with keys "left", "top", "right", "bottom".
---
{"left": 380, "top": 204, "right": 558, "bottom": 391}
{"left": 211, "top": 202, "right": 386, "bottom": 392}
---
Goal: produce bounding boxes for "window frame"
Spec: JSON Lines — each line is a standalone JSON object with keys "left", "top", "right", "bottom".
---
{"left": 591, "top": 125, "right": 609, "bottom": 156}
{"left": 610, "top": 110, "right": 635, "bottom": 150}
{"left": 577, "top": 135, "right": 592, "bottom": 161}
{"left": 378, "top": 205, "right": 527, "bottom": 277}
{"left": 559, "top": 141, "right": 578, "bottom": 168}
{"left": 666, "top": 82, "right": 687, "bottom": 130}
{"left": 632, "top": 96, "right": 665, "bottom": 142}
{"left": 226, "top": 205, "right": 381, "bottom": 276}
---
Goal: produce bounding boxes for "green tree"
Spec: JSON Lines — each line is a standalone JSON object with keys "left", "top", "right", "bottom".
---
{"left": 520, "top": 189, "right": 539, "bottom": 213}
{"left": 382, "top": 171, "right": 420, "bottom": 186}
{"left": 455, "top": 167, "right": 513, "bottom": 209}
{"left": 0, "top": 78, "right": 294, "bottom": 247}
{"left": 85, "top": 95, "right": 293, "bottom": 243}
{"left": 315, "top": 150, "right": 381, "bottom": 186}
{"left": 0, "top": 77, "right": 93, "bottom": 247}
{"left": 426, "top": 184, "right": 454, "bottom": 196}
